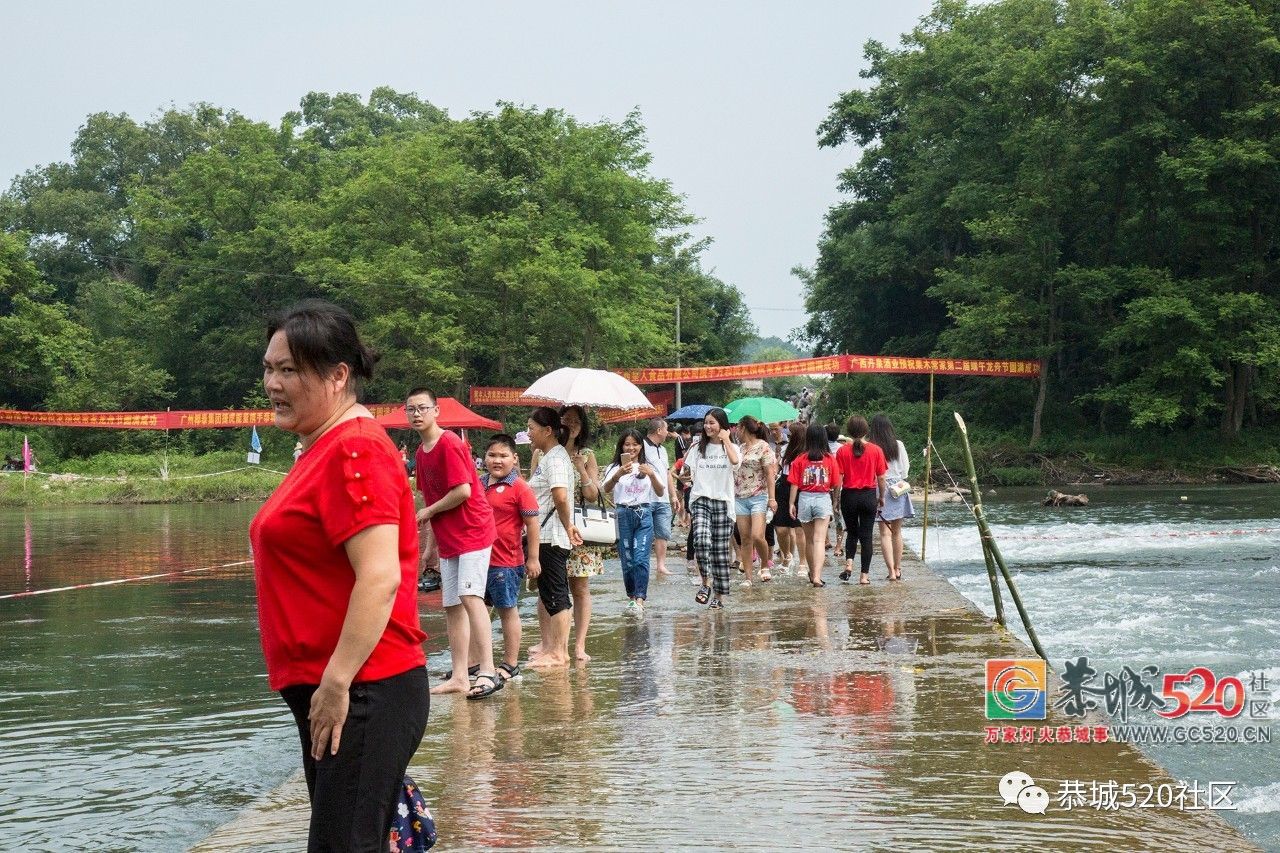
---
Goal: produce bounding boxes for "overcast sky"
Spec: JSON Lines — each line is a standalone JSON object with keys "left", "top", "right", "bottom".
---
{"left": 4, "top": 0, "right": 935, "bottom": 341}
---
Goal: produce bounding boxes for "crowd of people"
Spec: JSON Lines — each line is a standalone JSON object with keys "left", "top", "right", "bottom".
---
{"left": 250, "top": 299, "right": 917, "bottom": 851}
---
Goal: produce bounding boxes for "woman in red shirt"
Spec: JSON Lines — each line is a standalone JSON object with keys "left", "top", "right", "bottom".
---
{"left": 834, "top": 415, "right": 888, "bottom": 585}
{"left": 787, "top": 422, "right": 841, "bottom": 587}
{"left": 250, "top": 300, "right": 428, "bottom": 852}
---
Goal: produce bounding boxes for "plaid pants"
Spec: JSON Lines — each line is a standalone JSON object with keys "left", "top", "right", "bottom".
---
{"left": 691, "top": 496, "right": 735, "bottom": 595}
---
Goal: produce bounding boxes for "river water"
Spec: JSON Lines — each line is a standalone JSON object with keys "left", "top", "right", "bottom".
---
{"left": 0, "top": 485, "right": 1276, "bottom": 850}
{"left": 926, "top": 484, "right": 1280, "bottom": 848}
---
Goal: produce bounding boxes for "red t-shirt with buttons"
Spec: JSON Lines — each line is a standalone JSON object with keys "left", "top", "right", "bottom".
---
{"left": 250, "top": 417, "right": 426, "bottom": 691}
{"left": 415, "top": 430, "right": 496, "bottom": 559}
{"left": 835, "top": 440, "right": 888, "bottom": 489}
{"left": 483, "top": 473, "right": 540, "bottom": 568}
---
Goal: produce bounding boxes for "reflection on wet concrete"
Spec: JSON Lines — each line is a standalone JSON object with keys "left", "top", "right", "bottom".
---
{"left": 196, "top": 550, "right": 1257, "bottom": 852}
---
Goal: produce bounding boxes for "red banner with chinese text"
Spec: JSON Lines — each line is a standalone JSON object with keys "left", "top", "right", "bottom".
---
{"left": 2, "top": 403, "right": 411, "bottom": 431}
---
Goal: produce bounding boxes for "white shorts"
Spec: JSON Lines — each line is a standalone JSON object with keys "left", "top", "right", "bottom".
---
{"left": 441, "top": 547, "right": 492, "bottom": 607}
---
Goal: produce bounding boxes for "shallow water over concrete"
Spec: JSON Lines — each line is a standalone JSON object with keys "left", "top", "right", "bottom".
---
{"left": 197, "top": 551, "right": 1251, "bottom": 852}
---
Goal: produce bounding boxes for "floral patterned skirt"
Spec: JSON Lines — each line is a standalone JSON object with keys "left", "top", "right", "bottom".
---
{"left": 567, "top": 544, "right": 609, "bottom": 577}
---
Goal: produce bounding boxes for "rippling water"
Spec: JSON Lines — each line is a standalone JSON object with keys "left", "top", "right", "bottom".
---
{"left": 927, "top": 484, "right": 1280, "bottom": 849}
{"left": 0, "top": 504, "right": 298, "bottom": 853}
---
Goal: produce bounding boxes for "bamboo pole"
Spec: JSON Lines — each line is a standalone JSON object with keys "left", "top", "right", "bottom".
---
{"left": 954, "top": 412, "right": 1046, "bottom": 660}
{"left": 980, "top": 533, "right": 1006, "bottom": 628}
{"left": 920, "top": 372, "right": 934, "bottom": 562}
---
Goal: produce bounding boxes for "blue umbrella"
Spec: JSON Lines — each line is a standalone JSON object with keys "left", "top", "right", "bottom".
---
{"left": 666, "top": 404, "right": 717, "bottom": 422}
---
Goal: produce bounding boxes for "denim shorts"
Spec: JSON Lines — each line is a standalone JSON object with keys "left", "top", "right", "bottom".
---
{"left": 734, "top": 493, "right": 768, "bottom": 517}
{"left": 648, "top": 501, "right": 673, "bottom": 540}
{"left": 796, "top": 490, "right": 833, "bottom": 523}
{"left": 485, "top": 565, "right": 525, "bottom": 609}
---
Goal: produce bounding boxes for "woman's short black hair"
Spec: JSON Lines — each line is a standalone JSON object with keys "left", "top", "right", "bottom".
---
{"left": 529, "top": 406, "right": 568, "bottom": 446}
{"left": 268, "top": 299, "right": 378, "bottom": 394}
{"left": 486, "top": 433, "right": 519, "bottom": 455}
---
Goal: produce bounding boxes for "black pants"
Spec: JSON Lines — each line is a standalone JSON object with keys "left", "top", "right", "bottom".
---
{"left": 841, "top": 488, "right": 878, "bottom": 574}
{"left": 281, "top": 666, "right": 430, "bottom": 853}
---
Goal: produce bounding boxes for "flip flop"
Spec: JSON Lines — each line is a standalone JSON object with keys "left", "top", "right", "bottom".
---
{"left": 695, "top": 585, "right": 711, "bottom": 605}
{"left": 466, "top": 673, "right": 504, "bottom": 700}
{"left": 839, "top": 570, "right": 852, "bottom": 582}
{"left": 443, "top": 663, "right": 480, "bottom": 681}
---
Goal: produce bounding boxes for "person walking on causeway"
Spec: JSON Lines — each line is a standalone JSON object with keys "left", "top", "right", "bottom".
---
{"left": 835, "top": 415, "right": 888, "bottom": 585}
{"left": 684, "top": 409, "right": 740, "bottom": 610}
{"left": 603, "top": 429, "right": 667, "bottom": 616}
{"left": 408, "top": 387, "right": 502, "bottom": 699}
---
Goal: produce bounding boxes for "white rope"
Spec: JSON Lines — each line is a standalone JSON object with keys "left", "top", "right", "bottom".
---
{"left": 2, "top": 466, "right": 285, "bottom": 483}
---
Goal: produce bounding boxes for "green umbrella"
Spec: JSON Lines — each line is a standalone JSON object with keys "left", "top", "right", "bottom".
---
{"left": 724, "top": 396, "right": 799, "bottom": 424}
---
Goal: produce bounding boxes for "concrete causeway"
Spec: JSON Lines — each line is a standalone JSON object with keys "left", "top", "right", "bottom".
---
{"left": 195, "top": 548, "right": 1256, "bottom": 851}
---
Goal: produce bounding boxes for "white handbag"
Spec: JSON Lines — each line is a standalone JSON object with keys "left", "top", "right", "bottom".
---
{"left": 574, "top": 498, "right": 617, "bottom": 545}
{"left": 889, "top": 479, "right": 911, "bottom": 499}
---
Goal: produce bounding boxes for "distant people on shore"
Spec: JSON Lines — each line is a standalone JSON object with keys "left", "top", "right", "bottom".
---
{"left": 250, "top": 299, "right": 428, "bottom": 851}
{"left": 870, "top": 414, "right": 913, "bottom": 581}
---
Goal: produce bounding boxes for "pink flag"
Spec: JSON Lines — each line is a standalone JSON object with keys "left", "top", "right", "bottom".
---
{"left": 22, "top": 436, "right": 31, "bottom": 474}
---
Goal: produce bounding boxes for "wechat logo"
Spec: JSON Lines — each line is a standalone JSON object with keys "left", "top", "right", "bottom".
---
{"left": 999, "top": 771, "right": 1049, "bottom": 815}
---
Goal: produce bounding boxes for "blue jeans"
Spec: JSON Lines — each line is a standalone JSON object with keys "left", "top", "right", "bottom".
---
{"left": 616, "top": 504, "right": 654, "bottom": 600}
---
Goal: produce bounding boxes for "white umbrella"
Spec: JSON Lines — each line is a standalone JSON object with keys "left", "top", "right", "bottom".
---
{"left": 522, "top": 367, "right": 652, "bottom": 412}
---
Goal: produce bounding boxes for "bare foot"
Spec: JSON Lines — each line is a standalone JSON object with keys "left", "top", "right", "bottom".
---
{"left": 656, "top": 565, "right": 672, "bottom": 576}
{"left": 527, "top": 653, "right": 568, "bottom": 669}
{"left": 430, "top": 677, "right": 471, "bottom": 695}
{"left": 527, "top": 643, "right": 544, "bottom": 657}
{"left": 575, "top": 649, "right": 591, "bottom": 662}
{"left": 858, "top": 574, "right": 871, "bottom": 586}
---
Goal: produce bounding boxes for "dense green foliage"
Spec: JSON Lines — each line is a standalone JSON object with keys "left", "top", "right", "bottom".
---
{"left": 1, "top": 88, "right": 753, "bottom": 455}
{"left": 801, "top": 0, "right": 1280, "bottom": 443}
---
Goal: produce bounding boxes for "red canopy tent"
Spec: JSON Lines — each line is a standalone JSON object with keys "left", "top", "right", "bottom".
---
{"left": 374, "top": 397, "right": 502, "bottom": 431}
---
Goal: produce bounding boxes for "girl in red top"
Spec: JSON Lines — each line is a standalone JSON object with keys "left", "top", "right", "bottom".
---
{"left": 834, "top": 415, "right": 888, "bottom": 584}
{"left": 788, "top": 422, "right": 841, "bottom": 587}
{"left": 250, "top": 300, "right": 428, "bottom": 851}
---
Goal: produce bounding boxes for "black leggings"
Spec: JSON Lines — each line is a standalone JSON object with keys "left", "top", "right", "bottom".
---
{"left": 840, "top": 488, "right": 878, "bottom": 573}
{"left": 281, "top": 666, "right": 430, "bottom": 852}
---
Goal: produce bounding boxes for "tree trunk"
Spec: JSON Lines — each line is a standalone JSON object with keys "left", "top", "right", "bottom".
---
{"left": 1031, "top": 358, "right": 1047, "bottom": 446}
{"left": 1220, "top": 362, "right": 1252, "bottom": 440}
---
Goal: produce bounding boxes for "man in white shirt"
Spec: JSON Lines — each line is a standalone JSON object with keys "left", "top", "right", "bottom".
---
{"left": 644, "top": 418, "right": 680, "bottom": 576}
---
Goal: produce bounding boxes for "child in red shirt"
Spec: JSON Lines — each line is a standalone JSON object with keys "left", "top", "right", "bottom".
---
{"left": 481, "top": 434, "right": 541, "bottom": 682}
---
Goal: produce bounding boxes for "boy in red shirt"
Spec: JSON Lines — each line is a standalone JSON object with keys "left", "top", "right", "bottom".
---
{"left": 480, "top": 434, "right": 541, "bottom": 683}
{"left": 408, "top": 387, "right": 500, "bottom": 699}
